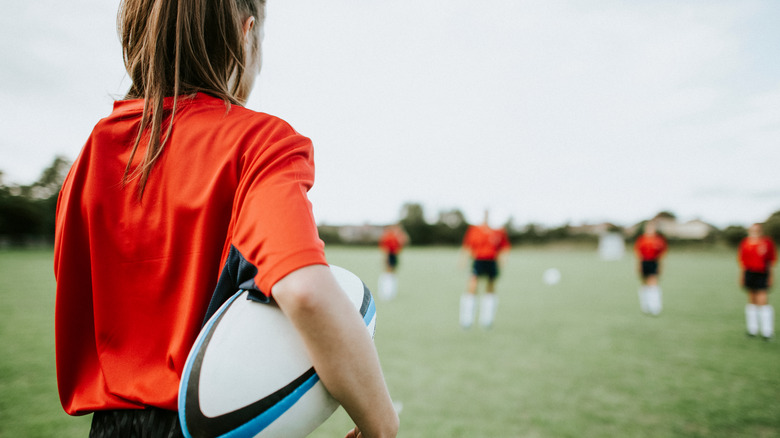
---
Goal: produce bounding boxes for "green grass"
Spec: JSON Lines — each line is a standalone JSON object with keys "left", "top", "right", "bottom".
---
{"left": 0, "top": 249, "right": 92, "bottom": 436}
{"left": 2, "top": 247, "right": 779, "bottom": 437}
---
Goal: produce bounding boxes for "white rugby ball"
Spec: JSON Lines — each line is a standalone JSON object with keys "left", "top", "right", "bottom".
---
{"left": 179, "top": 265, "right": 377, "bottom": 438}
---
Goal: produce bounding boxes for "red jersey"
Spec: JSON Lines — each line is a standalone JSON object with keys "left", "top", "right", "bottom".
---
{"left": 379, "top": 229, "right": 405, "bottom": 255}
{"left": 54, "top": 93, "right": 327, "bottom": 415}
{"left": 738, "top": 236, "right": 777, "bottom": 273}
{"left": 462, "top": 225, "right": 510, "bottom": 260}
{"left": 634, "top": 234, "right": 667, "bottom": 261}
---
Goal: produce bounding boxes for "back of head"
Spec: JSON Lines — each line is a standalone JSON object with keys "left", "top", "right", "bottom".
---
{"left": 119, "top": 0, "right": 264, "bottom": 103}
{"left": 748, "top": 223, "right": 763, "bottom": 238}
{"left": 117, "top": 0, "right": 265, "bottom": 194}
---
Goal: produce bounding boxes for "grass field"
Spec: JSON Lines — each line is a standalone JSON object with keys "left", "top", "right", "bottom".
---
{"left": 2, "top": 246, "right": 779, "bottom": 437}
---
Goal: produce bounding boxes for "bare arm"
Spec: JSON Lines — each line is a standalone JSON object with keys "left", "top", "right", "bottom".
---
{"left": 272, "top": 265, "right": 399, "bottom": 438}
{"left": 497, "top": 248, "right": 509, "bottom": 268}
{"left": 457, "top": 246, "right": 471, "bottom": 270}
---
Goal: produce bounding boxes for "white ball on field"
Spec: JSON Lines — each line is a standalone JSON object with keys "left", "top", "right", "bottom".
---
{"left": 543, "top": 268, "right": 561, "bottom": 285}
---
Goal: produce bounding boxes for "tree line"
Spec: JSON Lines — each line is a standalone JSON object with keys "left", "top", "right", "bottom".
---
{"left": 2, "top": 157, "right": 779, "bottom": 248}
{"left": 0, "top": 156, "right": 70, "bottom": 246}
{"left": 382, "top": 203, "right": 780, "bottom": 248}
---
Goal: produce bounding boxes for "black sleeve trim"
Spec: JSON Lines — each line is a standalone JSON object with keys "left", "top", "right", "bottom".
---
{"left": 203, "top": 245, "right": 268, "bottom": 325}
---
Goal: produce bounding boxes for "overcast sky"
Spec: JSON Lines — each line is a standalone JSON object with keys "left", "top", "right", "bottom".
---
{"left": 2, "top": 0, "right": 779, "bottom": 227}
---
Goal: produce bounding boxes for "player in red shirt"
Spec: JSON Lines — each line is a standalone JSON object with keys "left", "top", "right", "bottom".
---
{"left": 738, "top": 223, "right": 777, "bottom": 340}
{"left": 459, "top": 210, "right": 511, "bottom": 329}
{"left": 634, "top": 221, "right": 667, "bottom": 316}
{"left": 377, "top": 224, "right": 409, "bottom": 300}
{"left": 53, "top": 1, "right": 398, "bottom": 437}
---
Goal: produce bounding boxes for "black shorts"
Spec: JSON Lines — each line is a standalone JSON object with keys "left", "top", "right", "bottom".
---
{"left": 472, "top": 259, "right": 499, "bottom": 280}
{"left": 90, "top": 408, "right": 183, "bottom": 438}
{"left": 744, "top": 270, "right": 770, "bottom": 291}
{"left": 641, "top": 260, "right": 659, "bottom": 278}
{"left": 387, "top": 253, "right": 398, "bottom": 268}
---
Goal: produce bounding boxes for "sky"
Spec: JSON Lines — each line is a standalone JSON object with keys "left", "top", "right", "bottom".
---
{"left": 2, "top": 0, "right": 779, "bottom": 228}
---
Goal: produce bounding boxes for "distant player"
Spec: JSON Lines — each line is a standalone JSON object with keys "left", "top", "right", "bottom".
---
{"left": 378, "top": 224, "right": 408, "bottom": 300}
{"left": 738, "top": 223, "right": 777, "bottom": 340}
{"left": 634, "top": 221, "right": 667, "bottom": 316}
{"left": 459, "top": 210, "right": 511, "bottom": 329}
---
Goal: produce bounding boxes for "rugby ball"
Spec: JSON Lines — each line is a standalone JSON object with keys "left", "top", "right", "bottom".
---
{"left": 179, "top": 265, "right": 377, "bottom": 438}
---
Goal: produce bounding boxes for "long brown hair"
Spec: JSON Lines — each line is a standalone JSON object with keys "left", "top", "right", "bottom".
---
{"left": 117, "top": 0, "right": 265, "bottom": 195}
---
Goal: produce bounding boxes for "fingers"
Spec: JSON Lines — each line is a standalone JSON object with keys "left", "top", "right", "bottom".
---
{"left": 345, "top": 426, "right": 362, "bottom": 438}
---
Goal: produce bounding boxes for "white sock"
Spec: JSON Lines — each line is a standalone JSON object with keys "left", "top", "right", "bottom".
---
{"left": 378, "top": 273, "right": 395, "bottom": 300}
{"left": 388, "top": 274, "right": 398, "bottom": 299}
{"left": 759, "top": 305, "right": 774, "bottom": 338}
{"left": 648, "top": 286, "right": 662, "bottom": 316}
{"left": 746, "top": 304, "right": 759, "bottom": 336}
{"left": 460, "top": 294, "right": 476, "bottom": 328}
{"left": 479, "top": 294, "right": 498, "bottom": 328}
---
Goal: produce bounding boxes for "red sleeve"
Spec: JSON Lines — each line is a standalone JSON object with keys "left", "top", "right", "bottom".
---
{"left": 379, "top": 232, "right": 391, "bottom": 250}
{"left": 231, "top": 124, "right": 326, "bottom": 297}
{"left": 499, "top": 229, "right": 511, "bottom": 251}
{"left": 462, "top": 226, "right": 475, "bottom": 249}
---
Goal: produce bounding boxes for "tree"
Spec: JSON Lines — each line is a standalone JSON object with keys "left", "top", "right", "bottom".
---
{"left": 0, "top": 156, "right": 71, "bottom": 244}
{"left": 546, "top": 223, "right": 571, "bottom": 241}
{"left": 27, "top": 155, "right": 71, "bottom": 199}
{"left": 399, "top": 203, "right": 433, "bottom": 245}
{"left": 430, "top": 208, "right": 468, "bottom": 245}
{"left": 509, "top": 223, "right": 545, "bottom": 244}
{"left": 0, "top": 190, "right": 40, "bottom": 237}
{"left": 721, "top": 225, "right": 747, "bottom": 247}
{"left": 654, "top": 211, "right": 677, "bottom": 220}
{"left": 764, "top": 211, "right": 780, "bottom": 244}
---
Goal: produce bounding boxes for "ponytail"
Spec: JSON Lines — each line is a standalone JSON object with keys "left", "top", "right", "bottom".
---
{"left": 117, "top": 0, "right": 264, "bottom": 196}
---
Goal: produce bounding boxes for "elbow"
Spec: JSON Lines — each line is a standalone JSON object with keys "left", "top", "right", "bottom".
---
{"left": 271, "top": 264, "right": 333, "bottom": 315}
{"left": 273, "top": 279, "right": 318, "bottom": 312}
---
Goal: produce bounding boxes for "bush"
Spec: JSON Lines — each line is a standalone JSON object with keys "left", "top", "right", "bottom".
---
{"left": 764, "top": 211, "right": 780, "bottom": 244}
{"left": 720, "top": 225, "right": 747, "bottom": 247}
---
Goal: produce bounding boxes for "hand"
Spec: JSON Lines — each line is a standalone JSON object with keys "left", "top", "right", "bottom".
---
{"left": 345, "top": 426, "right": 362, "bottom": 438}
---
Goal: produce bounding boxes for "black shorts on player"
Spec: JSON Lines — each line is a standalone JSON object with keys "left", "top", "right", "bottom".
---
{"left": 744, "top": 270, "right": 770, "bottom": 291}
{"left": 641, "top": 260, "right": 659, "bottom": 278}
{"left": 386, "top": 253, "right": 398, "bottom": 269}
{"left": 90, "top": 408, "right": 183, "bottom": 438}
{"left": 472, "top": 259, "right": 499, "bottom": 280}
